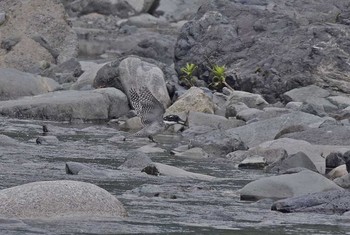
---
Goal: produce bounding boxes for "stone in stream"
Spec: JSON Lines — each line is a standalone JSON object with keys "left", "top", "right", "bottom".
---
{"left": 271, "top": 189, "right": 349, "bottom": 214}
{"left": 240, "top": 170, "right": 342, "bottom": 201}
{"left": 0, "top": 180, "right": 127, "bottom": 218}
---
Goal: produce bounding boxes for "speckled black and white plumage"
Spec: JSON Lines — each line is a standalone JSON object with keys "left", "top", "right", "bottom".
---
{"left": 128, "top": 86, "right": 167, "bottom": 140}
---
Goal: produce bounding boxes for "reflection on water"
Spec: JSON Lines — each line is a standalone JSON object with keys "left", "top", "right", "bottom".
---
{"left": 0, "top": 117, "right": 349, "bottom": 234}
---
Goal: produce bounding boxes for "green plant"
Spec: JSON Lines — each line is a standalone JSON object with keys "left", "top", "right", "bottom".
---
{"left": 209, "top": 64, "right": 234, "bottom": 91}
{"left": 180, "top": 63, "right": 198, "bottom": 87}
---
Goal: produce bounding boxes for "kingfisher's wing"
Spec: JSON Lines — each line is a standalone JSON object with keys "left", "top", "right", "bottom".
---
{"left": 129, "top": 86, "right": 165, "bottom": 126}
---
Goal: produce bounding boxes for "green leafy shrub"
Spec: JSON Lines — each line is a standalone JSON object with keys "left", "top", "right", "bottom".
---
{"left": 209, "top": 64, "right": 234, "bottom": 91}
{"left": 180, "top": 63, "right": 198, "bottom": 87}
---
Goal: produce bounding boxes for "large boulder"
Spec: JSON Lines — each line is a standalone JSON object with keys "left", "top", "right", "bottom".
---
{"left": 165, "top": 87, "right": 215, "bottom": 115}
{"left": 265, "top": 152, "right": 318, "bottom": 173}
{"left": 0, "top": 68, "right": 59, "bottom": 101}
{"left": 156, "top": 0, "right": 205, "bottom": 22}
{"left": 0, "top": 0, "right": 78, "bottom": 73}
{"left": 187, "top": 111, "right": 244, "bottom": 129}
{"left": 0, "top": 180, "right": 127, "bottom": 218}
{"left": 0, "top": 88, "right": 129, "bottom": 121}
{"left": 118, "top": 57, "right": 171, "bottom": 108}
{"left": 174, "top": 0, "right": 350, "bottom": 102}
{"left": 272, "top": 189, "right": 350, "bottom": 214}
{"left": 240, "top": 170, "right": 342, "bottom": 201}
{"left": 225, "top": 111, "right": 325, "bottom": 148}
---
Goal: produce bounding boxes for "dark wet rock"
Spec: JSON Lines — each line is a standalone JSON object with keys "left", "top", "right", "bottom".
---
{"left": 343, "top": 151, "right": 350, "bottom": 173}
{"left": 240, "top": 170, "right": 342, "bottom": 201}
{"left": 40, "top": 58, "right": 83, "bottom": 84}
{"left": 187, "top": 111, "right": 244, "bottom": 130}
{"left": 226, "top": 112, "right": 324, "bottom": 148}
{"left": 0, "top": 68, "right": 60, "bottom": 101}
{"left": 0, "top": 88, "right": 129, "bottom": 121}
{"left": 238, "top": 156, "right": 267, "bottom": 169}
{"left": 281, "top": 125, "right": 350, "bottom": 145}
{"left": 187, "top": 129, "right": 248, "bottom": 157}
{"left": 264, "top": 152, "right": 318, "bottom": 174}
{"left": 174, "top": 1, "right": 350, "bottom": 102}
{"left": 165, "top": 87, "right": 215, "bottom": 115}
{"left": 93, "top": 59, "right": 123, "bottom": 90}
{"left": 326, "top": 152, "right": 345, "bottom": 170}
{"left": 142, "top": 165, "right": 160, "bottom": 176}
{"left": 118, "top": 151, "right": 153, "bottom": 170}
{"left": 271, "top": 189, "right": 349, "bottom": 214}
{"left": 0, "top": 180, "right": 127, "bottom": 218}
{"left": 0, "top": 0, "right": 78, "bottom": 72}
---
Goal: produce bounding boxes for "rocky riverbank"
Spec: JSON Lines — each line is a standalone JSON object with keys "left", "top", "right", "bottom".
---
{"left": 1, "top": 0, "right": 350, "bottom": 233}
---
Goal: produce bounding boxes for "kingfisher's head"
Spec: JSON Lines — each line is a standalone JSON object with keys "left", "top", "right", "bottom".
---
{"left": 163, "top": 115, "right": 186, "bottom": 126}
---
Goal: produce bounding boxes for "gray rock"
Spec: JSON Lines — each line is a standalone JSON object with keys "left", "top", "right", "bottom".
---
{"left": 334, "top": 173, "right": 350, "bottom": 188}
{"left": 156, "top": 0, "right": 204, "bottom": 22}
{"left": 0, "top": 88, "right": 129, "bottom": 121}
{"left": 274, "top": 124, "right": 307, "bottom": 140}
{"left": 65, "top": 162, "right": 88, "bottom": 175}
{"left": 0, "top": 12, "right": 5, "bottom": 26}
{"left": 265, "top": 152, "right": 318, "bottom": 173}
{"left": 174, "top": 1, "right": 350, "bottom": 102}
{"left": 137, "top": 144, "right": 166, "bottom": 154}
{"left": 0, "top": 180, "right": 127, "bottom": 218}
{"left": 144, "top": 162, "right": 215, "bottom": 181}
{"left": 256, "top": 138, "right": 350, "bottom": 174}
{"left": 271, "top": 189, "right": 350, "bottom": 214}
{"left": 71, "top": 61, "right": 107, "bottom": 90}
{"left": 299, "top": 103, "right": 327, "bottom": 117}
{"left": 326, "top": 152, "right": 345, "bottom": 170}
{"left": 283, "top": 85, "right": 338, "bottom": 113}
{"left": 63, "top": 0, "right": 156, "bottom": 18}
{"left": 225, "top": 102, "right": 249, "bottom": 118}
{"left": 327, "top": 165, "right": 347, "bottom": 180}
{"left": 236, "top": 108, "right": 263, "bottom": 122}
{"left": 328, "top": 95, "right": 350, "bottom": 109}
{"left": 118, "top": 151, "right": 153, "bottom": 170}
{"left": 35, "top": 136, "right": 59, "bottom": 145}
{"left": 285, "top": 101, "right": 303, "bottom": 111}
{"left": 118, "top": 56, "right": 171, "bottom": 108}
{"left": 239, "top": 147, "right": 288, "bottom": 165}
{"left": 187, "top": 111, "right": 244, "bottom": 129}
{"left": 187, "top": 129, "right": 248, "bottom": 157}
{"left": 173, "top": 147, "right": 209, "bottom": 160}
{"left": 165, "top": 87, "right": 215, "bottom": 115}
{"left": 238, "top": 156, "right": 267, "bottom": 169}
{"left": 226, "top": 91, "right": 269, "bottom": 110}
{"left": 0, "top": 0, "right": 78, "bottom": 72}
{"left": 0, "top": 68, "right": 60, "bottom": 101}
{"left": 0, "top": 134, "right": 21, "bottom": 146}
{"left": 40, "top": 58, "right": 83, "bottom": 84}
{"left": 281, "top": 125, "right": 350, "bottom": 145}
{"left": 226, "top": 111, "right": 324, "bottom": 148}
{"left": 240, "top": 170, "right": 342, "bottom": 201}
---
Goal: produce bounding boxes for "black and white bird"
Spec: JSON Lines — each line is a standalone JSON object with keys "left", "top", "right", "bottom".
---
{"left": 125, "top": 86, "right": 186, "bottom": 142}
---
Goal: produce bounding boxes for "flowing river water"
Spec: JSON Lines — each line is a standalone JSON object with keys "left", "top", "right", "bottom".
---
{"left": 0, "top": 117, "right": 349, "bottom": 234}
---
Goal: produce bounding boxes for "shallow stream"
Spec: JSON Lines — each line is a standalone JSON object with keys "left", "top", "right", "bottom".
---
{"left": 0, "top": 117, "right": 349, "bottom": 234}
